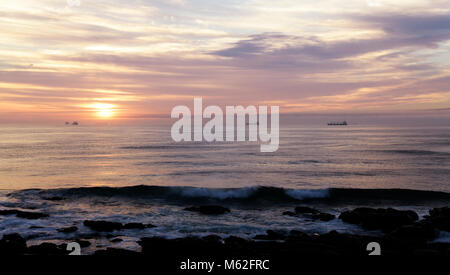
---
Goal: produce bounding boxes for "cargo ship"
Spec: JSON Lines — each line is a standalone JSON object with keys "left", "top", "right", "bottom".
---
{"left": 327, "top": 121, "right": 347, "bottom": 126}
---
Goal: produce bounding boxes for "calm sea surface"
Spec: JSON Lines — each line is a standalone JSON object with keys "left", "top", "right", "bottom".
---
{"left": 0, "top": 124, "right": 449, "bottom": 191}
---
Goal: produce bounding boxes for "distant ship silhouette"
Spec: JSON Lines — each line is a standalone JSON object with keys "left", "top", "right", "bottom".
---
{"left": 66, "top": 121, "right": 79, "bottom": 126}
{"left": 327, "top": 121, "right": 347, "bottom": 126}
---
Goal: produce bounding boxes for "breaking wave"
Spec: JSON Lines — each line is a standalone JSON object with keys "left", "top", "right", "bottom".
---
{"left": 8, "top": 185, "right": 450, "bottom": 205}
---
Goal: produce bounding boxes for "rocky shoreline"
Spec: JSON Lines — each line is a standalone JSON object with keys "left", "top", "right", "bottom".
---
{"left": 0, "top": 206, "right": 449, "bottom": 256}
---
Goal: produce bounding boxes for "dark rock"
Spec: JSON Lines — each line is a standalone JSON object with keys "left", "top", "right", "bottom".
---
{"left": 0, "top": 209, "right": 49, "bottom": 219}
{"left": 138, "top": 237, "right": 218, "bottom": 257}
{"left": 83, "top": 220, "right": 123, "bottom": 232}
{"left": 43, "top": 196, "right": 64, "bottom": 201}
{"left": 390, "top": 221, "right": 437, "bottom": 242}
{"left": 111, "top": 238, "right": 123, "bottom": 243}
{"left": 2, "top": 209, "right": 22, "bottom": 216}
{"left": 310, "top": 212, "right": 335, "bottom": 221}
{"left": 135, "top": 230, "right": 450, "bottom": 257}
{"left": 202, "top": 235, "right": 222, "bottom": 243}
{"left": 123, "top": 223, "right": 146, "bottom": 229}
{"left": 287, "top": 230, "right": 311, "bottom": 242}
{"left": 184, "top": 205, "right": 230, "bottom": 215}
{"left": 294, "top": 207, "right": 319, "bottom": 214}
{"left": 121, "top": 222, "right": 155, "bottom": 229}
{"left": 223, "top": 236, "right": 251, "bottom": 246}
{"left": 75, "top": 239, "right": 91, "bottom": 248}
{"left": 412, "top": 248, "right": 440, "bottom": 256}
{"left": 283, "top": 207, "right": 334, "bottom": 221}
{"left": 94, "top": 248, "right": 140, "bottom": 256}
{"left": 314, "top": 230, "right": 384, "bottom": 256}
{"left": 254, "top": 230, "right": 286, "bottom": 241}
{"left": 426, "top": 243, "right": 450, "bottom": 256}
{"left": 16, "top": 211, "right": 49, "bottom": 219}
{"left": 138, "top": 237, "right": 169, "bottom": 254}
{"left": 425, "top": 206, "right": 450, "bottom": 231}
{"left": 429, "top": 206, "right": 450, "bottom": 217}
{"left": 0, "top": 233, "right": 27, "bottom": 255}
{"left": 57, "top": 226, "right": 78, "bottom": 233}
{"left": 339, "top": 207, "right": 418, "bottom": 231}
{"left": 289, "top": 230, "right": 308, "bottom": 237}
{"left": 28, "top": 242, "right": 65, "bottom": 255}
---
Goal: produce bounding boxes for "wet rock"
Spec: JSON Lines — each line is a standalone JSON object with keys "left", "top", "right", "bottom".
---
{"left": 339, "top": 207, "right": 418, "bottom": 231}
{"left": 223, "top": 236, "right": 251, "bottom": 246}
{"left": 254, "top": 230, "right": 286, "bottom": 241}
{"left": 294, "top": 207, "right": 319, "bottom": 214}
{"left": 317, "top": 230, "right": 384, "bottom": 254}
{"left": 390, "top": 221, "right": 437, "bottom": 242}
{"left": 426, "top": 243, "right": 450, "bottom": 256}
{"left": 283, "top": 207, "right": 335, "bottom": 221}
{"left": 16, "top": 211, "right": 49, "bottom": 219}
{"left": 310, "top": 212, "right": 335, "bottom": 221}
{"left": 57, "top": 226, "right": 78, "bottom": 233}
{"left": 184, "top": 205, "right": 230, "bottom": 215}
{"left": 0, "top": 209, "right": 49, "bottom": 219}
{"left": 202, "top": 235, "right": 222, "bottom": 243}
{"left": 28, "top": 242, "right": 65, "bottom": 255}
{"left": 83, "top": 220, "right": 123, "bottom": 232}
{"left": 139, "top": 236, "right": 227, "bottom": 257}
{"left": 43, "top": 196, "right": 64, "bottom": 201}
{"left": 110, "top": 238, "right": 123, "bottom": 243}
{"left": 139, "top": 237, "right": 214, "bottom": 257}
{"left": 123, "top": 222, "right": 156, "bottom": 230}
{"left": 135, "top": 230, "right": 450, "bottom": 257}
{"left": 0, "top": 233, "right": 27, "bottom": 255}
{"left": 314, "top": 230, "right": 378, "bottom": 255}
{"left": 123, "top": 223, "right": 146, "bottom": 229}
{"left": 425, "top": 206, "right": 450, "bottom": 231}
{"left": 412, "top": 248, "right": 440, "bottom": 256}
{"left": 287, "top": 230, "right": 311, "bottom": 242}
{"left": 94, "top": 248, "right": 140, "bottom": 256}
{"left": 75, "top": 239, "right": 91, "bottom": 248}
{"left": 138, "top": 237, "right": 168, "bottom": 254}
{"left": 83, "top": 220, "right": 155, "bottom": 232}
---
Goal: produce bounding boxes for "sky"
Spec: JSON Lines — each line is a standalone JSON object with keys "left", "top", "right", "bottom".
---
{"left": 0, "top": 0, "right": 450, "bottom": 123}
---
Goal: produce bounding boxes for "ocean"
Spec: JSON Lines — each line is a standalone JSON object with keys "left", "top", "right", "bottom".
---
{"left": 0, "top": 122, "right": 449, "bottom": 252}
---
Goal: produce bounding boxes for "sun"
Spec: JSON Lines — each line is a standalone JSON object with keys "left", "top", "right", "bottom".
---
{"left": 91, "top": 103, "right": 116, "bottom": 118}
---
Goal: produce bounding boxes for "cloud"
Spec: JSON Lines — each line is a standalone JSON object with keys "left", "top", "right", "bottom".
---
{"left": 213, "top": 12, "right": 450, "bottom": 66}
{"left": 0, "top": 1, "right": 449, "bottom": 121}
{"left": 358, "top": 12, "right": 450, "bottom": 38}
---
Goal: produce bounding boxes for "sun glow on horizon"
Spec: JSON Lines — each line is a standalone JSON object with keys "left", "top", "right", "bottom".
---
{"left": 89, "top": 103, "right": 116, "bottom": 119}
